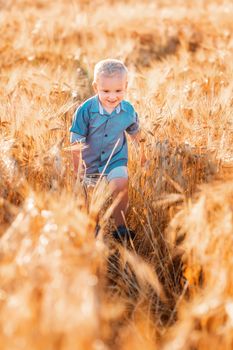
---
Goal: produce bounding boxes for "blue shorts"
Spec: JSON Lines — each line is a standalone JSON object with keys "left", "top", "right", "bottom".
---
{"left": 83, "top": 166, "right": 128, "bottom": 187}
{"left": 107, "top": 166, "right": 128, "bottom": 182}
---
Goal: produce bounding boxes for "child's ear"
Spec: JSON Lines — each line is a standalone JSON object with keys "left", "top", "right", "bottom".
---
{"left": 92, "top": 81, "right": 98, "bottom": 93}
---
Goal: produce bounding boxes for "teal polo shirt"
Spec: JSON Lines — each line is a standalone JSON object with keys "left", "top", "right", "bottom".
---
{"left": 70, "top": 95, "right": 140, "bottom": 175}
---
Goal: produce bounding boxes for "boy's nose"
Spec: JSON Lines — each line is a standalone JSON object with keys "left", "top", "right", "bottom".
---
{"left": 108, "top": 94, "right": 117, "bottom": 101}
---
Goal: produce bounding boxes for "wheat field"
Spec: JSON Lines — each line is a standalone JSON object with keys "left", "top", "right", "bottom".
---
{"left": 0, "top": 0, "right": 233, "bottom": 349}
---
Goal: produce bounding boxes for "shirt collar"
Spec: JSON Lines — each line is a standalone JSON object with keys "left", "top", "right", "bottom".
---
{"left": 90, "top": 95, "right": 100, "bottom": 113}
{"left": 98, "top": 101, "right": 104, "bottom": 115}
{"left": 120, "top": 100, "right": 128, "bottom": 112}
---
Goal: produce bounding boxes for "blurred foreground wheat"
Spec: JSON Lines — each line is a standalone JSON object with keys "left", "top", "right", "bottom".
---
{"left": 0, "top": 0, "right": 233, "bottom": 349}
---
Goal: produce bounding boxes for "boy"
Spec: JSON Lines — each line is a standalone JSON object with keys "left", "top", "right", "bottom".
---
{"left": 70, "top": 59, "right": 145, "bottom": 242}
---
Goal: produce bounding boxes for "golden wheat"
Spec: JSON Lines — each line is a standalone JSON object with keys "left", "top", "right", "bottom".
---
{"left": 0, "top": 0, "right": 232, "bottom": 349}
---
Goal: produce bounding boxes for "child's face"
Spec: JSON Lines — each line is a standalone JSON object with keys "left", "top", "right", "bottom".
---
{"left": 92, "top": 73, "right": 128, "bottom": 111}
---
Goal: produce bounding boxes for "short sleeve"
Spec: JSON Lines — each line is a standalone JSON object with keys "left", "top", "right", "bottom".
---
{"left": 70, "top": 132, "right": 86, "bottom": 143}
{"left": 70, "top": 104, "right": 89, "bottom": 142}
{"left": 126, "top": 111, "right": 140, "bottom": 135}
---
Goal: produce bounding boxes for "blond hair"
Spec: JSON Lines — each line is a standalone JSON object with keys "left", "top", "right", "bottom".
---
{"left": 93, "top": 58, "right": 128, "bottom": 82}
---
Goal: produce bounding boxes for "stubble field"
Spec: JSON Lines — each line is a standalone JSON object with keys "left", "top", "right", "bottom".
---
{"left": 0, "top": 0, "right": 233, "bottom": 349}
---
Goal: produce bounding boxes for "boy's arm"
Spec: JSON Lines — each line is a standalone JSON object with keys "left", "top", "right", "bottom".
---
{"left": 129, "top": 130, "right": 147, "bottom": 166}
{"left": 70, "top": 103, "right": 89, "bottom": 176}
{"left": 125, "top": 109, "right": 146, "bottom": 166}
{"left": 72, "top": 147, "right": 82, "bottom": 173}
{"left": 70, "top": 132, "right": 86, "bottom": 175}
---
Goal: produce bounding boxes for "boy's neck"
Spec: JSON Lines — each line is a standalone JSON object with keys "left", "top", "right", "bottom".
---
{"left": 96, "top": 95, "right": 121, "bottom": 114}
{"left": 98, "top": 98, "right": 121, "bottom": 114}
{"left": 104, "top": 106, "right": 115, "bottom": 114}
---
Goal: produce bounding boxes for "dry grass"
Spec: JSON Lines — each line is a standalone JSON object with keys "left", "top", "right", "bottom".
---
{"left": 0, "top": 0, "right": 233, "bottom": 349}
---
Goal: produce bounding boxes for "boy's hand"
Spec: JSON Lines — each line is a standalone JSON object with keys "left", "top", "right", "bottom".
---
{"left": 140, "top": 152, "right": 147, "bottom": 167}
{"left": 129, "top": 130, "right": 148, "bottom": 168}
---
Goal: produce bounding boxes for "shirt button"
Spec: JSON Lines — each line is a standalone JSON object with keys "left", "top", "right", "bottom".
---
{"left": 105, "top": 134, "right": 108, "bottom": 137}
{"left": 102, "top": 151, "right": 105, "bottom": 154}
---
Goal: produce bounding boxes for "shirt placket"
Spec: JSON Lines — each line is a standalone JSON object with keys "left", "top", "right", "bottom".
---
{"left": 100, "top": 116, "right": 109, "bottom": 165}
{"left": 97, "top": 103, "right": 121, "bottom": 172}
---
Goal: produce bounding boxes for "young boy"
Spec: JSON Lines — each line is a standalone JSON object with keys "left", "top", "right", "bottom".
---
{"left": 70, "top": 59, "right": 145, "bottom": 242}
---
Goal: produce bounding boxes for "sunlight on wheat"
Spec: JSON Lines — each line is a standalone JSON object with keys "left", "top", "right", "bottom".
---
{"left": 0, "top": 0, "right": 232, "bottom": 349}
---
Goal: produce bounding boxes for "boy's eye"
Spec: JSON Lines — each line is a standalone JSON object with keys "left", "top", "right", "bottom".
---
{"left": 116, "top": 90, "right": 122, "bottom": 93}
{"left": 103, "top": 90, "right": 109, "bottom": 93}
